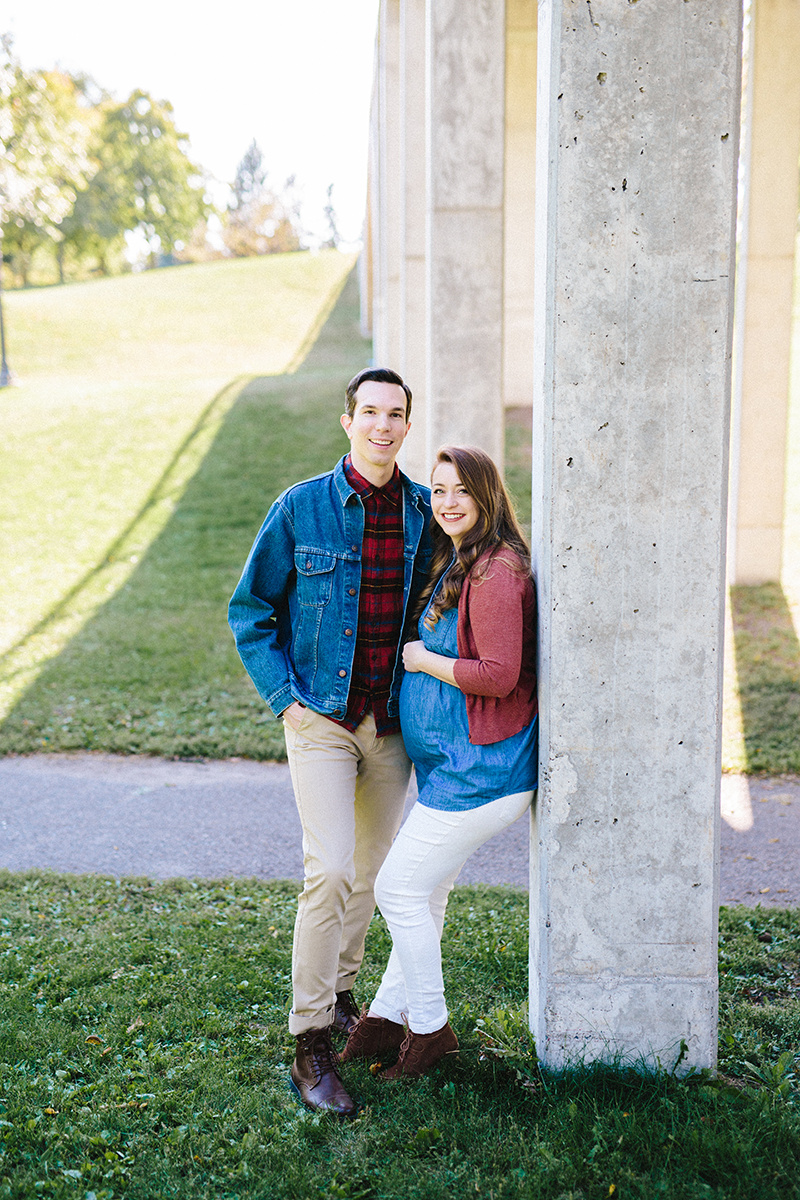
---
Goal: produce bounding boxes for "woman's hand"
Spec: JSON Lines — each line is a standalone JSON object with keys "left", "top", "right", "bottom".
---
{"left": 403, "top": 639, "right": 459, "bottom": 687}
{"left": 402, "top": 640, "right": 427, "bottom": 673}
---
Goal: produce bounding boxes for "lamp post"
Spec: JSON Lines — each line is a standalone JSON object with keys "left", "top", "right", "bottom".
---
{"left": 0, "top": 226, "right": 14, "bottom": 387}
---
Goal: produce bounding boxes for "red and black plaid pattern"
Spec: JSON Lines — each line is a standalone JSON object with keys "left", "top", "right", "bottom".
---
{"left": 331, "top": 457, "right": 405, "bottom": 736}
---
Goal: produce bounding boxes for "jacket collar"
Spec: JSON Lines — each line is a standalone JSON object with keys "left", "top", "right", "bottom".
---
{"left": 333, "top": 454, "right": 429, "bottom": 510}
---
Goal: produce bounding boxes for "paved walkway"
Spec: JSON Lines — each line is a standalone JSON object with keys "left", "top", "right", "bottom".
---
{"left": 0, "top": 754, "right": 798, "bottom": 905}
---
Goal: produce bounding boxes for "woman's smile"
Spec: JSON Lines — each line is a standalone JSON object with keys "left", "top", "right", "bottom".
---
{"left": 431, "top": 461, "right": 479, "bottom": 545}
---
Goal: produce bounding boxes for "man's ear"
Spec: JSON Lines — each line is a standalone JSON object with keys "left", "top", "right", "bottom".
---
{"left": 340, "top": 412, "right": 352, "bottom": 437}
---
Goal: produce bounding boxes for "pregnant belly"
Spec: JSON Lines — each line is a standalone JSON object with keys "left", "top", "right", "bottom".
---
{"left": 400, "top": 670, "right": 461, "bottom": 758}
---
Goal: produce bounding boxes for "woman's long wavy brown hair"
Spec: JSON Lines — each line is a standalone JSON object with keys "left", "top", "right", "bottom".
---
{"left": 415, "top": 445, "right": 531, "bottom": 627}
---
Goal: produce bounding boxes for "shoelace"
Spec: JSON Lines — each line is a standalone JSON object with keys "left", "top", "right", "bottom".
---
{"left": 395, "top": 1029, "right": 420, "bottom": 1068}
{"left": 300, "top": 1032, "right": 340, "bottom": 1083}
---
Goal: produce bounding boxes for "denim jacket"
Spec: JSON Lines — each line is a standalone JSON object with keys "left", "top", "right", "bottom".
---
{"left": 228, "top": 456, "right": 432, "bottom": 720}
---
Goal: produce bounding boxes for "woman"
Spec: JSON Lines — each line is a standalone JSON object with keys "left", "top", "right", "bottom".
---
{"left": 341, "top": 445, "right": 537, "bottom": 1079}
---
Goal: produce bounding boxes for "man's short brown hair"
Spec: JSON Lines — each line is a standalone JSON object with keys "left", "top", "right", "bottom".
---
{"left": 345, "top": 367, "right": 412, "bottom": 420}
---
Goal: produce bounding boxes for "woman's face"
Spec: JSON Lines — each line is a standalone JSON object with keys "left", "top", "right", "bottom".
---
{"left": 431, "top": 461, "right": 479, "bottom": 547}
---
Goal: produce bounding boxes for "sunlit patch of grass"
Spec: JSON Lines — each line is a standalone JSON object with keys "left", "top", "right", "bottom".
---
{"left": 0, "top": 252, "right": 357, "bottom": 758}
{"left": 726, "top": 584, "right": 800, "bottom": 773}
{"left": 0, "top": 873, "right": 798, "bottom": 1200}
{"left": 0, "top": 251, "right": 353, "bottom": 665}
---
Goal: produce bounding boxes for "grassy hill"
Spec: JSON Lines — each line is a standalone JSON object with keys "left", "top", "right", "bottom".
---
{"left": 0, "top": 251, "right": 361, "bottom": 759}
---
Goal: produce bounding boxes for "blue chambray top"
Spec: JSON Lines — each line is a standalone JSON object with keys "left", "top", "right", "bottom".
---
{"left": 399, "top": 593, "right": 538, "bottom": 812}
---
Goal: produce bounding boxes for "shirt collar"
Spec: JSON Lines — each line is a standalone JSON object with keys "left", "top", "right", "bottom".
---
{"left": 344, "top": 455, "right": 402, "bottom": 505}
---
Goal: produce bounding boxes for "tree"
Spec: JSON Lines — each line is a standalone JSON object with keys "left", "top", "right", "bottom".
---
{"left": 0, "top": 38, "right": 95, "bottom": 284}
{"left": 231, "top": 139, "right": 268, "bottom": 210}
{"left": 222, "top": 141, "right": 302, "bottom": 257}
{"left": 321, "top": 183, "right": 341, "bottom": 250}
{"left": 63, "top": 89, "right": 209, "bottom": 270}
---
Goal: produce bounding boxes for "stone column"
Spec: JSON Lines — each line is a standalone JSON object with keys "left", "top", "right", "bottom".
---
{"left": 504, "top": 0, "right": 537, "bottom": 410}
{"left": 373, "top": 2, "right": 402, "bottom": 367}
{"left": 360, "top": 150, "right": 375, "bottom": 341}
{"left": 399, "top": 0, "right": 429, "bottom": 483}
{"left": 369, "top": 40, "right": 386, "bottom": 362}
{"left": 426, "top": 0, "right": 506, "bottom": 465}
{"left": 729, "top": 0, "right": 800, "bottom": 585}
{"left": 531, "top": 0, "right": 742, "bottom": 1071}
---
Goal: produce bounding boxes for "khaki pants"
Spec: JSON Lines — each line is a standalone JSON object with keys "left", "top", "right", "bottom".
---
{"left": 283, "top": 708, "right": 411, "bottom": 1035}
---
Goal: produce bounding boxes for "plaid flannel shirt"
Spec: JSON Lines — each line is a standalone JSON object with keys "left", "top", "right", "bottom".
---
{"left": 329, "top": 456, "right": 406, "bottom": 736}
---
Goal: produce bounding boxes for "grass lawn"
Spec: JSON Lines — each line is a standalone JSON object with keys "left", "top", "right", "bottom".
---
{"left": 0, "top": 871, "right": 798, "bottom": 1199}
{"left": 0, "top": 251, "right": 359, "bottom": 760}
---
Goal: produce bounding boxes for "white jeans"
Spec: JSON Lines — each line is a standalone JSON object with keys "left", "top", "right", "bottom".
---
{"left": 370, "top": 790, "right": 533, "bottom": 1034}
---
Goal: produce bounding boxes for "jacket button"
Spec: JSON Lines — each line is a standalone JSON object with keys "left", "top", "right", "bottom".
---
{"left": 306, "top": 560, "right": 312, "bottom": 569}
{"left": 348, "top": 588, "right": 356, "bottom": 596}
{"left": 345, "top": 628, "right": 353, "bottom": 636}
{"left": 351, "top": 544, "right": 358, "bottom": 552}
{"left": 338, "top": 669, "right": 347, "bottom": 678}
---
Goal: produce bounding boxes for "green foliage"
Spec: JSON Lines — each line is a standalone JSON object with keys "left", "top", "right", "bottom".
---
{"left": 224, "top": 141, "right": 302, "bottom": 258}
{"left": 1, "top": 38, "right": 210, "bottom": 281}
{"left": 718, "top": 905, "right": 800, "bottom": 1111}
{"left": 0, "top": 40, "right": 95, "bottom": 285}
{"left": 71, "top": 89, "right": 209, "bottom": 268}
{"left": 0, "top": 875, "right": 798, "bottom": 1199}
{"left": 476, "top": 1006, "right": 542, "bottom": 1094}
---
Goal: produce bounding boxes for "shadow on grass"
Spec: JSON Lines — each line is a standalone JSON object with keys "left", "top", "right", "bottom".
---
{"left": 0, "top": 269, "right": 370, "bottom": 761}
{"left": 729, "top": 582, "right": 800, "bottom": 773}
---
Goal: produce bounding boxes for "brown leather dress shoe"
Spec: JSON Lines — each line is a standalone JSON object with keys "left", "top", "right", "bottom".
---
{"left": 381, "top": 1021, "right": 459, "bottom": 1080}
{"left": 331, "top": 990, "right": 360, "bottom": 1036}
{"left": 340, "top": 1009, "right": 406, "bottom": 1063}
{"left": 290, "top": 1026, "right": 357, "bottom": 1118}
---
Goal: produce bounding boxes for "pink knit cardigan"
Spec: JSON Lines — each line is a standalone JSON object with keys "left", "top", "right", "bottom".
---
{"left": 451, "top": 550, "right": 538, "bottom": 746}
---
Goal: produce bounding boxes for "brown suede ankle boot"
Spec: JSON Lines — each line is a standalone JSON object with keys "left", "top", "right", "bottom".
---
{"left": 340, "top": 1009, "right": 406, "bottom": 1063}
{"left": 290, "top": 1026, "right": 357, "bottom": 1117}
{"left": 381, "top": 1021, "right": 459, "bottom": 1080}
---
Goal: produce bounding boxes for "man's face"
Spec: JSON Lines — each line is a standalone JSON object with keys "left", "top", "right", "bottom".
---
{"left": 340, "top": 381, "right": 410, "bottom": 474}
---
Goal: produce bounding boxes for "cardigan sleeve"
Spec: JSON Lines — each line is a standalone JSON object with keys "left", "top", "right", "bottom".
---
{"left": 451, "top": 562, "right": 525, "bottom": 698}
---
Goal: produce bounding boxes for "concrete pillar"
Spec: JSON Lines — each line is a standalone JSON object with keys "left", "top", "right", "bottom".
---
{"left": 729, "top": 0, "right": 800, "bottom": 585}
{"left": 372, "top": 2, "right": 402, "bottom": 367}
{"left": 360, "top": 156, "right": 374, "bottom": 341}
{"left": 399, "top": 0, "right": 429, "bottom": 483}
{"left": 531, "top": 0, "right": 742, "bottom": 1071}
{"left": 504, "top": 0, "right": 537, "bottom": 410}
{"left": 369, "top": 40, "right": 386, "bottom": 361}
{"left": 426, "top": 0, "right": 506, "bottom": 465}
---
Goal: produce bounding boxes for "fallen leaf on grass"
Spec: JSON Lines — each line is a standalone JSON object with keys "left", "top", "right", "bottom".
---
{"left": 85, "top": 1035, "right": 104, "bottom": 1046}
{"left": 127, "top": 1016, "right": 144, "bottom": 1033}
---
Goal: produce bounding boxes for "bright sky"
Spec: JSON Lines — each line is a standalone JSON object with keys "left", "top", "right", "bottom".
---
{"left": 2, "top": 0, "right": 379, "bottom": 246}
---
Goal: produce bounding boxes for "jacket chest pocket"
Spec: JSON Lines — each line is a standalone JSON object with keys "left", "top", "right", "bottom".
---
{"left": 295, "top": 550, "right": 336, "bottom": 607}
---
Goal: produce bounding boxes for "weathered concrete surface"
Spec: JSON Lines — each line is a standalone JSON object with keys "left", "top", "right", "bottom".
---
{"left": 532, "top": 0, "right": 743, "bottom": 1072}
{"left": 729, "top": 0, "right": 800, "bottom": 584}
{"left": 373, "top": 0, "right": 403, "bottom": 370}
{"left": 397, "top": 0, "right": 428, "bottom": 484}
{"left": 504, "top": 0, "right": 537, "bottom": 410}
{"left": 426, "top": 0, "right": 506, "bottom": 465}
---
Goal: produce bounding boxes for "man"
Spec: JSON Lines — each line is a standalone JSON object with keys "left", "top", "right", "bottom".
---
{"left": 228, "top": 367, "right": 431, "bottom": 1117}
